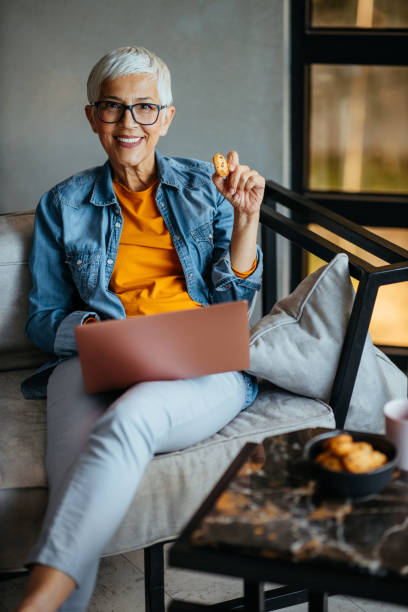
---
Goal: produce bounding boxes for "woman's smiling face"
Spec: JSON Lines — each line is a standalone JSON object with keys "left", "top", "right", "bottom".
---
{"left": 85, "top": 73, "right": 175, "bottom": 182}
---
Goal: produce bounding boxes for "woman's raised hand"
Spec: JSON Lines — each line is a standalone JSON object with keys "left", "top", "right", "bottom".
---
{"left": 212, "top": 151, "right": 265, "bottom": 218}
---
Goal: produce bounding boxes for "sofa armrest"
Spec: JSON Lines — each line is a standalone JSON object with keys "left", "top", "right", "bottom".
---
{"left": 259, "top": 180, "right": 408, "bottom": 428}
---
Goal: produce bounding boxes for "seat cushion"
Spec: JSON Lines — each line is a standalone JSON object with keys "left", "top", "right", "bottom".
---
{"left": 0, "top": 368, "right": 335, "bottom": 568}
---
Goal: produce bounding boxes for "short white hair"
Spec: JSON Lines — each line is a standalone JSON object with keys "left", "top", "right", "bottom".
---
{"left": 87, "top": 46, "right": 173, "bottom": 105}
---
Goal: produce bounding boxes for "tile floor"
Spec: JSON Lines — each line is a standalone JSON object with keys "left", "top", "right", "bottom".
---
{"left": 1, "top": 545, "right": 407, "bottom": 611}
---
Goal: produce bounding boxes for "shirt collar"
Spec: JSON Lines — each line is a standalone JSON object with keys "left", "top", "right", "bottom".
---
{"left": 90, "top": 160, "right": 118, "bottom": 207}
{"left": 90, "top": 151, "right": 209, "bottom": 206}
{"left": 155, "top": 150, "right": 212, "bottom": 190}
{"left": 155, "top": 150, "right": 180, "bottom": 188}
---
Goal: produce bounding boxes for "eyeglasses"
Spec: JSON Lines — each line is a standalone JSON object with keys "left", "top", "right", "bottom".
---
{"left": 91, "top": 101, "right": 168, "bottom": 125}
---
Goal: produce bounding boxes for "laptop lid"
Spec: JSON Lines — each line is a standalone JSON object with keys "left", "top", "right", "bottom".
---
{"left": 75, "top": 300, "right": 250, "bottom": 393}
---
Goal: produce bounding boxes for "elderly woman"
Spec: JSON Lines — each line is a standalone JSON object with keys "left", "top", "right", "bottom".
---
{"left": 17, "top": 46, "right": 264, "bottom": 612}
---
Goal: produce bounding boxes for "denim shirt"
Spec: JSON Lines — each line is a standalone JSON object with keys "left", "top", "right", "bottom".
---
{"left": 22, "top": 151, "right": 263, "bottom": 400}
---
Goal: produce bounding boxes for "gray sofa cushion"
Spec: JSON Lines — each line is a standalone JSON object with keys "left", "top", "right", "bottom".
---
{"left": 0, "top": 211, "right": 51, "bottom": 370}
{"left": 0, "top": 368, "right": 335, "bottom": 569}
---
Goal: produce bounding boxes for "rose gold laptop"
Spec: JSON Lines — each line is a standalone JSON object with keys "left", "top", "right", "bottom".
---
{"left": 75, "top": 300, "right": 250, "bottom": 393}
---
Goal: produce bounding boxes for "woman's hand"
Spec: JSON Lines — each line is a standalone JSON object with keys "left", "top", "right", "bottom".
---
{"left": 212, "top": 150, "right": 265, "bottom": 219}
{"left": 212, "top": 151, "right": 264, "bottom": 274}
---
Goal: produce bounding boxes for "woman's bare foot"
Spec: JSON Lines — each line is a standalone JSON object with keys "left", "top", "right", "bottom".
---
{"left": 14, "top": 564, "right": 76, "bottom": 612}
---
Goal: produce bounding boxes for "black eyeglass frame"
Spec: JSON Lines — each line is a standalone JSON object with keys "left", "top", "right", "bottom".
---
{"left": 90, "top": 101, "right": 168, "bottom": 125}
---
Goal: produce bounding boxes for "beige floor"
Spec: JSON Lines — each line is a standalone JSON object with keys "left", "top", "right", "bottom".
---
{"left": 1, "top": 545, "right": 407, "bottom": 611}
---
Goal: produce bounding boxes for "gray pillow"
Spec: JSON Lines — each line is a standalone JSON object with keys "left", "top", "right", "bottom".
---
{"left": 247, "top": 253, "right": 407, "bottom": 432}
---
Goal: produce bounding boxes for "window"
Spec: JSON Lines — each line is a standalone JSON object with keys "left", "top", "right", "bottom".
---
{"left": 311, "top": 0, "right": 408, "bottom": 29}
{"left": 309, "top": 65, "right": 408, "bottom": 194}
{"left": 291, "top": 0, "right": 408, "bottom": 354}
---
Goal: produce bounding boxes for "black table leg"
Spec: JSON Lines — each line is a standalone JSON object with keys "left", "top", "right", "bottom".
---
{"left": 308, "top": 591, "right": 328, "bottom": 612}
{"left": 244, "top": 579, "right": 264, "bottom": 612}
{"left": 144, "top": 543, "right": 165, "bottom": 612}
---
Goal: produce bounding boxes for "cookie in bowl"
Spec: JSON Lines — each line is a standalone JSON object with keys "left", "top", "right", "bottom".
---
{"left": 304, "top": 431, "right": 397, "bottom": 499}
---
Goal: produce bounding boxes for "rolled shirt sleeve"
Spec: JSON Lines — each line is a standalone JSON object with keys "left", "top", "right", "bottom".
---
{"left": 53, "top": 310, "right": 101, "bottom": 356}
{"left": 210, "top": 191, "right": 263, "bottom": 304}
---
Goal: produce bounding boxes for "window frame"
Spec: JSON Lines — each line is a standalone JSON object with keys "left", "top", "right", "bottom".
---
{"left": 291, "top": 0, "right": 408, "bottom": 227}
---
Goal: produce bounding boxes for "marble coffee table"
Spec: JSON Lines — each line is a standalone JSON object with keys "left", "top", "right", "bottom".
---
{"left": 168, "top": 427, "right": 408, "bottom": 611}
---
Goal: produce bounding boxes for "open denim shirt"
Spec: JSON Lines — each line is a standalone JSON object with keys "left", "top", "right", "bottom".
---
{"left": 22, "top": 151, "right": 263, "bottom": 400}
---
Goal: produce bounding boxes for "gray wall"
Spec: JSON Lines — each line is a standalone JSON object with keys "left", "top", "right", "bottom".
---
{"left": 0, "top": 0, "right": 287, "bottom": 213}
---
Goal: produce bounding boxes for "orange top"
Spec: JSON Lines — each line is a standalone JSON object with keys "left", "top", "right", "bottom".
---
{"left": 109, "top": 180, "right": 256, "bottom": 317}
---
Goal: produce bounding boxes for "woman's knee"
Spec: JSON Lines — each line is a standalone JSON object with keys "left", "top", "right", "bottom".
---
{"left": 47, "top": 357, "right": 85, "bottom": 399}
{"left": 91, "top": 382, "right": 169, "bottom": 453}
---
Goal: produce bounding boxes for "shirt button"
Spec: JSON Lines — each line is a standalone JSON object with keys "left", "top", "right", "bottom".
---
{"left": 76, "top": 260, "right": 82, "bottom": 266}
{"left": 174, "top": 235, "right": 180, "bottom": 241}
{"left": 188, "top": 273, "right": 193, "bottom": 279}
{"left": 208, "top": 233, "right": 213, "bottom": 238}
{"left": 107, "top": 258, "right": 114, "bottom": 265}
{"left": 115, "top": 222, "right": 121, "bottom": 228}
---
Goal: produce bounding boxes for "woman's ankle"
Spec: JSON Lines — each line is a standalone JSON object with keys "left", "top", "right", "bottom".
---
{"left": 14, "top": 596, "right": 43, "bottom": 612}
{"left": 15, "top": 563, "right": 76, "bottom": 612}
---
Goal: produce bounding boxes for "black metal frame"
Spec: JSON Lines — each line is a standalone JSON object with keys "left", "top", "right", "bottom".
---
{"left": 143, "top": 542, "right": 309, "bottom": 612}
{"left": 262, "top": 180, "right": 408, "bottom": 429}
{"left": 144, "top": 542, "right": 167, "bottom": 612}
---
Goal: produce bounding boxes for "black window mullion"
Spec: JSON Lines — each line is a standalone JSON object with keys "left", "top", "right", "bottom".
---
{"left": 291, "top": 0, "right": 307, "bottom": 194}
{"left": 303, "top": 31, "right": 408, "bottom": 65}
{"left": 305, "top": 192, "right": 408, "bottom": 228}
{"left": 290, "top": 0, "right": 308, "bottom": 289}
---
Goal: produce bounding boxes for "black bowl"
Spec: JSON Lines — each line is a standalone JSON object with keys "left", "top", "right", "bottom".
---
{"left": 304, "top": 430, "right": 397, "bottom": 499}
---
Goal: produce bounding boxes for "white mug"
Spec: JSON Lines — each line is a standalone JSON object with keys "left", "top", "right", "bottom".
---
{"left": 384, "top": 398, "right": 408, "bottom": 471}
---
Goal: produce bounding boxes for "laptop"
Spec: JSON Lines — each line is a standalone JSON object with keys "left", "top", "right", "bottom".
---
{"left": 75, "top": 300, "right": 250, "bottom": 393}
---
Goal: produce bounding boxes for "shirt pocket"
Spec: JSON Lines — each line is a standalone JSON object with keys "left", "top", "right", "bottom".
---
{"left": 65, "top": 247, "right": 101, "bottom": 301}
{"left": 190, "top": 221, "right": 214, "bottom": 253}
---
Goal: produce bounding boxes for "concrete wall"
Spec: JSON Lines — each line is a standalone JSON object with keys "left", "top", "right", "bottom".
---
{"left": 0, "top": 0, "right": 287, "bottom": 213}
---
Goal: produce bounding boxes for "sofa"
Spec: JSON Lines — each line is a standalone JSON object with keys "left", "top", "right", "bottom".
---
{"left": 0, "top": 183, "right": 406, "bottom": 610}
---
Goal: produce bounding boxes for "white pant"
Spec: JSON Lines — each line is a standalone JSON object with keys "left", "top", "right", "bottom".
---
{"left": 25, "top": 357, "right": 253, "bottom": 611}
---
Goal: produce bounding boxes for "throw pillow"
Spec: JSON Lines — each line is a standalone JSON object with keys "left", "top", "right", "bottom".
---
{"left": 246, "top": 253, "right": 407, "bottom": 432}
